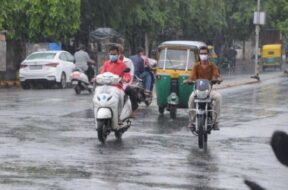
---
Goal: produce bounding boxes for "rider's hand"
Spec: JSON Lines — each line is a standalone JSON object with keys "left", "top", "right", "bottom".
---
{"left": 216, "top": 78, "right": 223, "bottom": 84}
{"left": 183, "top": 79, "right": 190, "bottom": 84}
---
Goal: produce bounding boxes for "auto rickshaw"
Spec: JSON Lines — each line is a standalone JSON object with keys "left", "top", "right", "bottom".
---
{"left": 261, "top": 44, "right": 282, "bottom": 71}
{"left": 156, "top": 41, "right": 206, "bottom": 118}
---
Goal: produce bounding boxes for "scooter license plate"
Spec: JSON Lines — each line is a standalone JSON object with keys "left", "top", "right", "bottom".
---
{"left": 72, "top": 81, "right": 78, "bottom": 85}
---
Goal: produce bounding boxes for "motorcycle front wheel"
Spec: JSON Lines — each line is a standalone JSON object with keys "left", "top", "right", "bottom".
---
{"left": 197, "top": 116, "right": 205, "bottom": 149}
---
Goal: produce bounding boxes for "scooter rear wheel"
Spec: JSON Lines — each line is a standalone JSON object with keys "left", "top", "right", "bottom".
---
{"left": 114, "top": 130, "right": 122, "bottom": 140}
{"left": 144, "top": 97, "right": 152, "bottom": 106}
{"left": 75, "top": 85, "right": 81, "bottom": 95}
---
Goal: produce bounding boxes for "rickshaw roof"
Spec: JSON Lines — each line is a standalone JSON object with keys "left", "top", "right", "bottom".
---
{"left": 262, "top": 44, "right": 281, "bottom": 50}
{"left": 158, "top": 40, "right": 207, "bottom": 50}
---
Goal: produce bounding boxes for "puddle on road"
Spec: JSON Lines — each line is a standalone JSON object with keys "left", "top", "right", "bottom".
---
{"left": 63, "top": 109, "right": 94, "bottom": 119}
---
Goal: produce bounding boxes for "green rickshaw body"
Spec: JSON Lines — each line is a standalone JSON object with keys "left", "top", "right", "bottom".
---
{"left": 156, "top": 41, "right": 206, "bottom": 112}
{"left": 155, "top": 74, "right": 171, "bottom": 106}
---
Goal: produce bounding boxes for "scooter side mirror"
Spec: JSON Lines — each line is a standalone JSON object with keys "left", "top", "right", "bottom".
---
{"left": 123, "top": 67, "right": 131, "bottom": 73}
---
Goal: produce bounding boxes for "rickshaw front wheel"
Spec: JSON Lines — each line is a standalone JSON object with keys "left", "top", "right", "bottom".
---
{"left": 170, "top": 106, "right": 177, "bottom": 119}
{"left": 159, "top": 106, "right": 165, "bottom": 114}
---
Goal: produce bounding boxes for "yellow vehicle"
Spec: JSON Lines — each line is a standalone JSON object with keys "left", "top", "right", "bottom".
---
{"left": 261, "top": 44, "right": 282, "bottom": 71}
{"left": 156, "top": 41, "right": 206, "bottom": 118}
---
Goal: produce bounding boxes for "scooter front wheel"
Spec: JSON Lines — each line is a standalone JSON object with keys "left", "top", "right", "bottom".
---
{"left": 97, "top": 120, "right": 108, "bottom": 143}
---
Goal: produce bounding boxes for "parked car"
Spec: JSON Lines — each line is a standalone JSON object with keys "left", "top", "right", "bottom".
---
{"left": 19, "top": 50, "right": 75, "bottom": 89}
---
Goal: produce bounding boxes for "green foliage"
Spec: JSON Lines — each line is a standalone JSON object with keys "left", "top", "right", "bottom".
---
{"left": 2, "top": 0, "right": 80, "bottom": 42}
{"left": 263, "top": 0, "right": 288, "bottom": 37}
{"left": 223, "top": 0, "right": 255, "bottom": 42}
{"left": 2, "top": 0, "right": 288, "bottom": 49}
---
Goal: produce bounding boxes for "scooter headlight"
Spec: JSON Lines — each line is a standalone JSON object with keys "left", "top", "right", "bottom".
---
{"left": 195, "top": 89, "right": 209, "bottom": 99}
{"left": 97, "top": 94, "right": 112, "bottom": 102}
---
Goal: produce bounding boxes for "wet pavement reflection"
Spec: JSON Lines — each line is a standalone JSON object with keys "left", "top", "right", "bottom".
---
{"left": 0, "top": 78, "right": 288, "bottom": 189}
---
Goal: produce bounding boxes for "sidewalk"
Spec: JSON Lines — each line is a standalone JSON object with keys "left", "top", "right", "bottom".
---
{"left": 215, "top": 71, "right": 286, "bottom": 90}
{"left": 0, "top": 70, "right": 287, "bottom": 89}
{"left": 0, "top": 80, "right": 21, "bottom": 88}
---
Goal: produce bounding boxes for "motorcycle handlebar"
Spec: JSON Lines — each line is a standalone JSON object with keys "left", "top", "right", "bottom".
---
{"left": 184, "top": 79, "right": 223, "bottom": 85}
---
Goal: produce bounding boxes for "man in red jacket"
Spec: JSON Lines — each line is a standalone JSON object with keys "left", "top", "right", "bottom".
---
{"left": 101, "top": 45, "right": 131, "bottom": 85}
{"left": 100, "top": 45, "right": 132, "bottom": 116}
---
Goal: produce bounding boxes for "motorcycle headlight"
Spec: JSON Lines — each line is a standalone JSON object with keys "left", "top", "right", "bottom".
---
{"left": 195, "top": 89, "right": 209, "bottom": 99}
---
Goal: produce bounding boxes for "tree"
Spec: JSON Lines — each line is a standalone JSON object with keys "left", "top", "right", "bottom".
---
{"left": 180, "top": 0, "right": 226, "bottom": 41}
{"left": 3, "top": 0, "right": 81, "bottom": 42}
{"left": 263, "top": 0, "right": 288, "bottom": 42}
{"left": 223, "top": 0, "right": 255, "bottom": 43}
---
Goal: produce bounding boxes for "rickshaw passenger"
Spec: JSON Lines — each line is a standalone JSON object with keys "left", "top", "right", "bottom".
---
{"left": 130, "top": 47, "right": 152, "bottom": 94}
{"left": 184, "top": 46, "right": 222, "bottom": 130}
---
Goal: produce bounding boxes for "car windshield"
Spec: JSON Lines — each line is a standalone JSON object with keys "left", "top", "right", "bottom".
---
{"left": 26, "top": 52, "right": 56, "bottom": 60}
{"left": 158, "top": 48, "right": 196, "bottom": 70}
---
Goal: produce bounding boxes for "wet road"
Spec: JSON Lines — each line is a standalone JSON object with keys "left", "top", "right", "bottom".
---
{"left": 0, "top": 77, "right": 288, "bottom": 190}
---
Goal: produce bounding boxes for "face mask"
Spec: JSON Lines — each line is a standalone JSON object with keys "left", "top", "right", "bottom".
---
{"left": 109, "top": 55, "right": 118, "bottom": 62}
{"left": 199, "top": 54, "right": 208, "bottom": 61}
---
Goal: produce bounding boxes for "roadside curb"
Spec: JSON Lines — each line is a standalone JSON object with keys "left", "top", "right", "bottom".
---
{"left": 0, "top": 80, "right": 21, "bottom": 88}
{"left": 215, "top": 72, "right": 286, "bottom": 90}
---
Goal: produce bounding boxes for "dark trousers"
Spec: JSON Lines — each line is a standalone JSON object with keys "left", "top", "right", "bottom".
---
{"left": 85, "top": 65, "right": 95, "bottom": 82}
{"left": 125, "top": 86, "right": 138, "bottom": 111}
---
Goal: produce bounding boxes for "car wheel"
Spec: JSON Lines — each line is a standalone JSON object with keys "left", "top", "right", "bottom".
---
{"left": 58, "top": 73, "right": 66, "bottom": 89}
{"left": 21, "top": 82, "right": 30, "bottom": 90}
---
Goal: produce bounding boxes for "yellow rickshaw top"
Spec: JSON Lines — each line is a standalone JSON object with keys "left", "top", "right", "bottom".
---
{"left": 158, "top": 41, "right": 207, "bottom": 50}
{"left": 262, "top": 44, "right": 281, "bottom": 50}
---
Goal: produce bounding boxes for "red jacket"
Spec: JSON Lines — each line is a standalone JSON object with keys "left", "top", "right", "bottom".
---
{"left": 100, "top": 59, "right": 131, "bottom": 89}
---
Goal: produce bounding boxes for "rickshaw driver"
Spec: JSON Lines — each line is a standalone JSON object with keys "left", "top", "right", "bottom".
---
{"left": 184, "top": 46, "right": 222, "bottom": 130}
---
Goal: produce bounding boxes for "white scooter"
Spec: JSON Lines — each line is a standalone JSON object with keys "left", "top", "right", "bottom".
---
{"left": 93, "top": 70, "right": 132, "bottom": 143}
{"left": 71, "top": 68, "right": 93, "bottom": 94}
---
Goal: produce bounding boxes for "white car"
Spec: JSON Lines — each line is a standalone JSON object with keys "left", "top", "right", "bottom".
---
{"left": 19, "top": 50, "right": 75, "bottom": 89}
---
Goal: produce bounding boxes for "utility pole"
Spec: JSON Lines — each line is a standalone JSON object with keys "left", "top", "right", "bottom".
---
{"left": 252, "top": 0, "right": 261, "bottom": 81}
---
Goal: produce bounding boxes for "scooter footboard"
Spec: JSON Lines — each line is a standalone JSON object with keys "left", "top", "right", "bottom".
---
{"left": 96, "top": 108, "right": 112, "bottom": 119}
{"left": 120, "top": 98, "right": 132, "bottom": 121}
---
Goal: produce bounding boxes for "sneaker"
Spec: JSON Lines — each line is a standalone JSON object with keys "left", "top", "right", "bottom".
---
{"left": 213, "top": 122, "right": 220, "bottom": 130}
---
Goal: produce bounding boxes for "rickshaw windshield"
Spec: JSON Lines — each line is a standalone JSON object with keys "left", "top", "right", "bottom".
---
{"left": 158, "top": 48, "right": 196, "bottom": 70}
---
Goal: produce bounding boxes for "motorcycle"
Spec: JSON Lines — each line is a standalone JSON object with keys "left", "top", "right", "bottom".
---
{"left": 71, "top": 68, "right": 93, "bottom": 94}
{"left": 93, "top": 70, "right": 132, "bottom": 143}
{"left": 132, "top": 75, "right": 153, "bottom": 106}
{"left": 188, "top": 79, "right": 222, "bottom": 149}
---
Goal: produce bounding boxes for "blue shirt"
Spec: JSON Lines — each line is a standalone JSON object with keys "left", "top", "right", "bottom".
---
{"left": 130, "top": 54, "right": 144, "bottom": 77}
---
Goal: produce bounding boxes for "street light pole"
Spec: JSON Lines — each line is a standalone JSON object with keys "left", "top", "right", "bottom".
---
{"left": 252, "top": 0, "right": 261, "bottom": 81}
